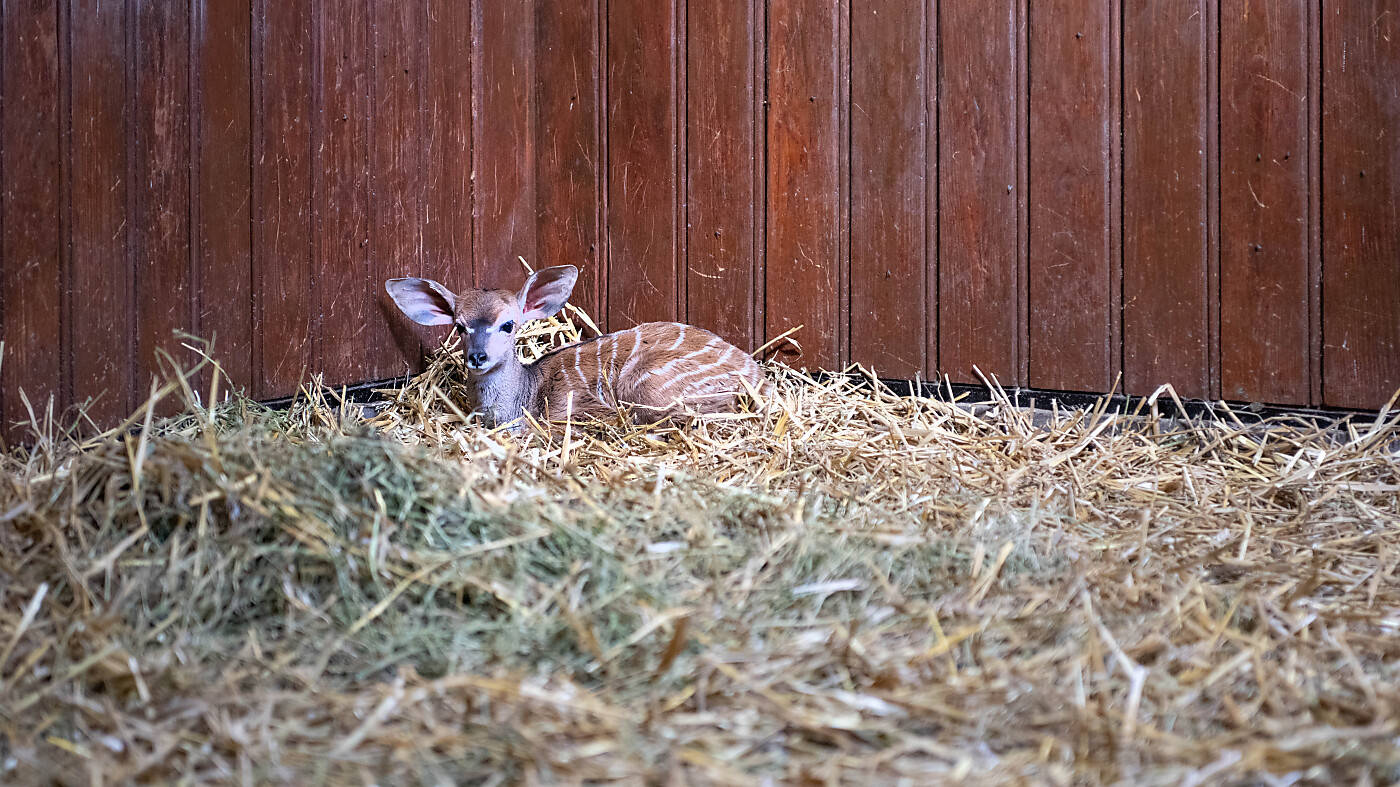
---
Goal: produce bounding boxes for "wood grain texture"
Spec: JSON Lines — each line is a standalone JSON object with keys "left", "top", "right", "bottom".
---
{"left": 370, "top": 0, "right": 424, "bottom": 376}
{"left": 194, "top": 0, "right": 253, "bottom": 396}
{"left": 938, "top": 0, "right": 1019, "bottom": 385}
{"left": 253, "top": 0, "right": 314, "bottom": 398}
{"left": 4, "top": 0, "right": 1399, "bottom": 427}
{"left": 1220, "top": 0, "right": 1311, "bottom": 404}
{"left": 319, "top": 0, "right": 375, "bottom": 380}
{"left": 423, "top": 0, "right": 473, "bottom": 293}
{"left": 606, "top": 0, "right": 679, "bottom": 327}
{"left": 849, "top": 0, "right": 927, "bottom": 379}
{"left": 1122, "top": 0, "right": 1212, "bottom": 399}
{"left": 316, "top": 0, "right": 372, "bottom": 382}
{"left": 70, "top": 0, "right": 131, "bottom": 422}
{"left": 472, "top": 0, "right": 535, "bottom": 287}
{"left": 2, "top": 0, "right": 64, "bottom": 429}
{"left": 536, "top": 0, "right": 602, "bottom": 321}
{"left": 766, "top": 0, "right": 841, "bottom": 369}
{"left": 685, "top": 0, "right": 756, "bottom": 351}
{"left": 1027, "top": 0, "right": 1116, "bottom": 392}
{"left": 133, "top": 0, "right": 192, "bottom": 399}
{"left": 1321, "top": 0, "right": 1400, "bottom": 409}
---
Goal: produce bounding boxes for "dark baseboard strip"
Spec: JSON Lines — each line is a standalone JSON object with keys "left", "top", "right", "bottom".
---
{"left": 258, "top": 376, "right": 413, "bottom": 412}
{"left": 259, "top": 371, "right": 1383, "bottom": 429}
{"left": 815, "top": 371, "right": 1380, "bottom": 428}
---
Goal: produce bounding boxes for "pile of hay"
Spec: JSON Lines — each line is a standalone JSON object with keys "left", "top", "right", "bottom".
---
{"left": 1, "top": 313, "right": 1398, "bottom": 785}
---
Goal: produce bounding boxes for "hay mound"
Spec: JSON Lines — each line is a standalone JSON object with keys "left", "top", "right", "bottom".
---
{"left": 1, "top": 317, "right": 1398, "bottom": 784}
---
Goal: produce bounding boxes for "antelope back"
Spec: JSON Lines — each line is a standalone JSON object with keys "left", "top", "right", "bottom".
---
{"left": 532, "top": 322, "right": 766, "bottom": 424}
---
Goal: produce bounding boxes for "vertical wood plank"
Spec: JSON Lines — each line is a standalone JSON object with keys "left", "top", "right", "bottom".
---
{"left": 422, "top": 0, "right": 472, "bottom": 294}
{"left": 2, "top": 0, "right": 64, "bottom": 430}
{"left": 369, "top": 0, "right": 424, "bottom": 375}
{"left": 1220, "top": 0, "right": 1310, "bottom": 404}
{"left": 1321, "top": 0, "right": 1400, "bottom": 409}
{"left": 472, "top": 0, "right": 535, "bottom": 288}
{"left": 536, "top": 0, "right": 602, "bottom": 323}
{"left": 194, "top": 0, "right": 253, "bottom": 395}
{"left": 685, "top": 0, "right": 756, "bottom": 350}
{"left": 938, "top": 1, "right": 1020, "bottom": 384}
{"left": 133, "top": 0, "right": 192, "bottom": 396}
{"left": 1027, "top": 0, "right": 1116, "bottom": 392}
{"left": 253, "top": 0, "right": 314, "bottom": 399}
{"left": 606, "top": 0, "right": 679, "bottom": 328}
{"left": 1122, "top": 0, "right": 1212, "bottom": 399}
{"left": 70, "top": 0, "right": 131, "bottom": 422}
{"left": 766, "top": 0, "right": 841, "bottom": 368}
{"left": 316, "top": 0, "right": 372, "bottom": 383}
{"left": 849, "top": 0, "right": 926, "bottom": 378}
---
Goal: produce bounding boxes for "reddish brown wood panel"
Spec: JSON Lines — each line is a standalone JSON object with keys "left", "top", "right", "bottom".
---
{"left": 938, "top": 1, "right": 1020, "bottom": 385}
{"left": 685, "top": 0, "right": 758, "bottom": 351}
{"left": 370, "top": 0, "right": 425, "bottom": 375}
{"left": 133, "top": 0, "right": 192, "bottom": 398}
{"left": 1219, "top": 0, "right": 1311, "bottom": 404}
{"left": 849, "top": 0, "right": 927, "bottom": 379}
{"left": 472, "top": 0, "right": 535, "bottom": 288}
{"left": 536, "top": 0, "right": 603, "bottom": 321}
{"left": 1027, "top": 0, "right": 1117, "bottom": 392}
{"left": 70, "top": 0, "right": 131, "bottom": 423}
{"left": 1321, "top": 1, "right": 1400, "bottom": 409}
{"left": 253, "top": 0, "right": 315, "bottom": 398}
{"left": 194, "top": 0, "right": 253, "bottom": 395}
{"left": 1122, "top": 0, "right": 1213, "bottom": 399}
{"left": 766, "top": 0, "right": 841, "bottom": 369}
{"left": 316, "top": 1, "right": 372, "bottom": 382}
{"left": 2, "top": 0, "right": 64, "bottom": 429}
{"left": 422, "top": 0, "right": 473, "bottom": 296}
{"left": 606, "top": 0, "right": 679, "bottom": 327}
{"left": 7, "top": 1, "right": 1400, "bottom": 421}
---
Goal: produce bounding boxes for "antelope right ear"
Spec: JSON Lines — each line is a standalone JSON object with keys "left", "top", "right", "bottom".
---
{"left": 518, "top": 265, "right": 579, "bottom": 321}
{"left": 385, "top": 278, "right": 456, "bottom": 326}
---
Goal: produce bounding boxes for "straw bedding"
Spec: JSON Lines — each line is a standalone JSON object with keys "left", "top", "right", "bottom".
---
{"left": 1, "top": 312, "right": 1398, "bottom": 785}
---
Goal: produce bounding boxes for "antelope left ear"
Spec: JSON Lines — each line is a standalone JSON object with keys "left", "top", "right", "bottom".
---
{"left": 518, "top": 265, "right": 578, "bottom": 321}
{"left": 385, "top": 277, "right": 457, "bottom": 325}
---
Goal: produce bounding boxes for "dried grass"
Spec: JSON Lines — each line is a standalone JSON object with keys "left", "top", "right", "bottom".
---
{"left": 1, "top": 313, "right": 1398, "bottom": 785}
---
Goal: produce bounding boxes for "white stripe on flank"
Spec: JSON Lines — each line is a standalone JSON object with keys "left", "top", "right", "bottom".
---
{"left": 665, "top": 325, "right": 688, "bottom": 351}
{"left": 649, "top": 337, "right": 719, "bottom": 380}
{"left": 604, "top": 336, "right": 618, "bottom": 404}
{"left": 594, "top": 340, "right": 605, "bottom": 402}
{"left": 656, "top": 345, "right": 735, "bottom": 394}
{"left": 619, "top": 329, "right": 643, "bottom": 380}
{"left": 572, "top": 346, "right": 587, "bottom": 388}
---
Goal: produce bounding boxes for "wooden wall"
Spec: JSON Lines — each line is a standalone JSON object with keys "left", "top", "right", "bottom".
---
{"left": 1, "top": 1, "right": 1397, "bottom": 433}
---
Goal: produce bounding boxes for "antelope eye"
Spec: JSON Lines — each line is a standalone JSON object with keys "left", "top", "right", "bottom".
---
{"left": 500, "top": 321, "right": 516, "bottom": 333}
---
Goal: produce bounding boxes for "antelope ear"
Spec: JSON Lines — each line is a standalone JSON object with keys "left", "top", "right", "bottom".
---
{"left": 518, "top": 265, "right": 578, "bottom": 321}
{"left": 385, "top": 277, "right": 456, "bottom": 326}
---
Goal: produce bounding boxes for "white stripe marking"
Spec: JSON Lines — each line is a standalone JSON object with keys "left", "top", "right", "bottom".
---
{"left": 650, "top": 337, "right": 720, "bottom": 379}
{"left": 594, "top": 341, "right": 606, "bottom": 402}
{"left": 620, "top": 329, "right": 643, "bottom": 380}
{"left": 573, "top": 346, "right": 587, "bottom": 388}
{"left": 656, "top": 345, "right": 735, "bottom": 394}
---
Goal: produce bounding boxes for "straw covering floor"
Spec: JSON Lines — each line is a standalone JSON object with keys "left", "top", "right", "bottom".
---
{"left": 1, "top": 315, "right": 1399, "bottom": 785}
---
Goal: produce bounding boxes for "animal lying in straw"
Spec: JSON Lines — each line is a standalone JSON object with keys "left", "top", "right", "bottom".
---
{"left": 386, "top": 265, "right": 767, "bottom": 428}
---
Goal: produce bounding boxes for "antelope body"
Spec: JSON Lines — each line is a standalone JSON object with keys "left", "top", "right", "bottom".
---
{"left": 386, "top": 266, "right": 767, "bottom": 427}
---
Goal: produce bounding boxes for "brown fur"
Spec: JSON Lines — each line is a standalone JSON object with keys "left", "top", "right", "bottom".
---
{"left": 385, "top": 267, "right": 767, "bottom": 428}
{"left": 533, "top": 323, "right": 768, "bottom": 425}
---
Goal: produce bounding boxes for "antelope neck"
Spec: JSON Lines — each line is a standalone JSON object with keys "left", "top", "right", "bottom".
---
{"left": 467, "top": 354, "right": 539, "bottom": 426}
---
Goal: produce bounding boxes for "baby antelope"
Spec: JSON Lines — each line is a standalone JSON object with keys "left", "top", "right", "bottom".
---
{"left": 385, "top": 265, "right": 768, "bottom": 428}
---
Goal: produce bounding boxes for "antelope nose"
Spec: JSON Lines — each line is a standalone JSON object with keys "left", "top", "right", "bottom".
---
{"left": 467, "top": 352, "right": 488, "bottom": 367}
